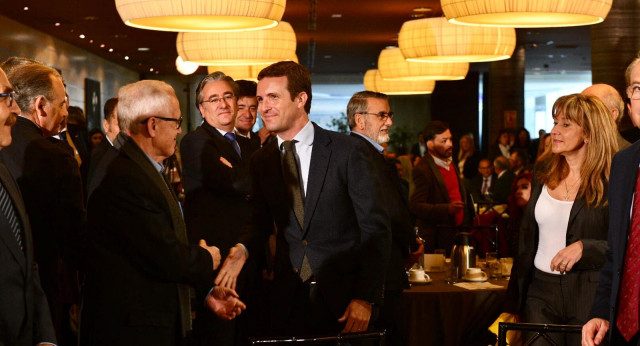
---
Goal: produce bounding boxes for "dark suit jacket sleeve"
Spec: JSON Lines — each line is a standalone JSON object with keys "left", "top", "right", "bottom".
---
{"left": 409, "top": 162, "right": 450, "bottom": 223}
{"left": 32, "top": 266, "right": 57, "bottom": 343}
{"left": 92, "top": 173, "right": 214, "bottom": 297}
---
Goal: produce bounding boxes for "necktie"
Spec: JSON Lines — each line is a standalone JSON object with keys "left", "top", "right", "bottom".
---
{"left": 282, "top": 140, "right": 312, "bottom": 281}
{"left": 224, "top": 132, "right": 241, "bottom": 157}
{"left": 617, "top": 167, "right": 640, "bottom": 341}
{"left": 481, "top": 178, "right": 488, "bottom": 195}
{"left": 0, "top": 181, "right": 23, "bottom": 251}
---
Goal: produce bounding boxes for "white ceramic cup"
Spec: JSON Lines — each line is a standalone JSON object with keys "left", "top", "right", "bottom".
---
{"left": 409, "top": 268, "right": 426, "bottom": 281}
{"left": 465, "top": 267, "right": 486, "bottom": 280}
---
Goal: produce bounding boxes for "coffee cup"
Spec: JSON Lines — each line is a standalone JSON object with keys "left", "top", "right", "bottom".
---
{"left": 465, "top": 267, "right": 487, "bottom": 280}
{"left": 408, "top": 268, "right": 426, "bottom": 281}
{"left": 424, "top": 254, "right": 445, "bottom": 272}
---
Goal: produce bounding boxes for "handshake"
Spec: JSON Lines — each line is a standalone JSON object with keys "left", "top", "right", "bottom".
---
{"left": 199, "top": 240, "right": 247, "bottom": 320}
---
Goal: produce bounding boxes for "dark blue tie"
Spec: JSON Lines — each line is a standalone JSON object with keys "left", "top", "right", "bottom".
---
{"left": 224, "top": 132, "right": 241, "bottom": 157}
{"left": 0, "top": 182, "right": 23, "bottom": 251}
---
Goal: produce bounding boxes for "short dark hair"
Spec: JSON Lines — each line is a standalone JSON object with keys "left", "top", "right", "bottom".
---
{"left": 236, "top": 80, "right": 257, "bottom": 99}
{"left": 195, "top": 71, "right": 238, "bottom": 109}
{"left": 510, "top": 148, "right": 528, "bottom": 165}
{"left": 258, "top": 61, "right": 312, "bottom": 114}
{"left": 422, "top": 120, "right": 450, "bottom": 142}
{"left": 104, "top": 97, "right": 118, "bottom": 121}
{"left": 67, "top": 106, "right": 86, "bottom": 126}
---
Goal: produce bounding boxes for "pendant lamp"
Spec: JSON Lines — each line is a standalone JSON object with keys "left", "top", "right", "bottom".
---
{"left": 364, "top": 69, "right": 435, "bottom": 95}
{"left": 206, "top": 56, "right": 298, "bottom": 81}
{"left": 378, "top": 47, "right": 469, "bottom": 81}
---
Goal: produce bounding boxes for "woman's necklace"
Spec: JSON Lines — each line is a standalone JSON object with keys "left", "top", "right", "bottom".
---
{"left": 564, "top": 177, "right": 581, "bottom": 201}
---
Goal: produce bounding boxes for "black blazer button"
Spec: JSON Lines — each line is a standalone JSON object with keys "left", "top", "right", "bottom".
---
{"left": 302, "top": 240, "right": 308, "bottom": 246}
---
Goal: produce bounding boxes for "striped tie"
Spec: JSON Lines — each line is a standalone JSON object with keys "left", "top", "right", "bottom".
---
{"left": 0, "top": 182, "right": 23, "bottom": 251}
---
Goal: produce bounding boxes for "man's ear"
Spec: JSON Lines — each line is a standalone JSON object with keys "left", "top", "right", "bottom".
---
{"left": 426, "top": 140, "right": 434, "bottom": 151}
{"left": 296, "top": 92, "right": 308, "bottom": 109}
{"left": 145, "top": 117, "right": 157, "bottom": 137}
{"left": 354, "top": 113, "right": 366, "bottom": 131}
{"left": 34, "top": 96, "right": 47, "bottom": 118}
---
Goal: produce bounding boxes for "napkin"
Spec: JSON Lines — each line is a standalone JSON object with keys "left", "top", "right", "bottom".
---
{"left": 488, "top": 312, "right": 521, "bottom": 345}
{"left": 453, "top": 282, "right": 504, "bottom": 290}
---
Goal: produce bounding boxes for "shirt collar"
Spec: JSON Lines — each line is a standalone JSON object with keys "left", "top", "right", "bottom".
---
{"left": 214, "top": 126, "right": 237, "bottom": 137}
{"left": 276, "top": 120, "right": 314, "bottom": 149}
{"left": 430, "top": 154, "right": 452, "bottom": 170}
{"left": 352, "top": 131, "right": 383, "bottom": 154}
{"left": 144, "top": 151, "right": 164, "bottom": 173}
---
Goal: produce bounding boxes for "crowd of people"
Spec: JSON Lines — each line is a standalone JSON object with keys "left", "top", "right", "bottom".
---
{"left": 3, "top": 54, "right": 640, "bottom": 346}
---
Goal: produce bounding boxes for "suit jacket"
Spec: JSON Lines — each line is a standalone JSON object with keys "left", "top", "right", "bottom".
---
{"left": 491, "top": 170, "right": 516, "bottom": 204}
{"left": 181, "top": 122, "right": 259, "bottom": 259}
{"left": 469, "top": 173, "right": 497, "bottom": 203}
{"left": 507, "top": 177, "right": 609, "bottom": 315}
{"left": 241, "top": 123, "right": 391, "bottom": 328}
{"left": 86, "top": 137, "right": 112, "bottom": 191}
{"left": 409, "top": 154, "right": 474, "bottom": 252}
{"left": 0, "top": 163, "right": 56, "bottom": 346}
{"left": 80, "top": 135, "right": 215, "bottom": 346}
{"left": 589, "top": 140, "right": 640, "bottom": 342}
{"left": 351, "top": 133, "right": 414, "bottom": 292}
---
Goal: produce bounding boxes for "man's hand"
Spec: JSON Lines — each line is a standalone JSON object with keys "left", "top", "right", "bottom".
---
{"left": 582, "top": 318, "right": 609, "bottom": 346}
{"left": 447, "top": 201, "right": 465, "bottom": 215}
{"left": 199, "top": 239, "right": 221, "bottom": 270}
{"left": 205, "top": 286, "right": 246, "bottom": 320}
{"left": 215, "top": 245, "right": 247, "bottom": 289}
{"left": 337, "top": 299, "right": 372, "bottom": 333}
{"left": 550, "top": 240, "right": 583, "bottom": 273}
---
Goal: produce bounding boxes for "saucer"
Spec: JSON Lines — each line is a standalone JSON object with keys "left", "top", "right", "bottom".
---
{"left": 464, "top": 273, "right": 488, "bottom": 282}
{"left": 409, "top": 277, "right": 432, "bottom": 285}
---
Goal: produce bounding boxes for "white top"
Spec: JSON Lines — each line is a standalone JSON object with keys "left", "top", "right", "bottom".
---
{"left": 276, "top": 120, "right": 314, "bottom": 196}
{"left": 534, "top": 185, "right": 574, "bottom": 274}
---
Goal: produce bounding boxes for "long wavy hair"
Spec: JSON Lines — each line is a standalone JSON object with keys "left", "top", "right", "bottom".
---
{"left": 536, "top": 94, "right": 617, "bottom": 207}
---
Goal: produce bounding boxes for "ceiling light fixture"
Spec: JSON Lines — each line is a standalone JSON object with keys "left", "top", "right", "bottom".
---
{"left": 108, "top": 48, "right": 114, "bottom": 52}
{"left": 137, "top": 47, "right": 150, "bottom": 51}
{"left": 79, "top": 34, "right": 85, "bottom": 39}
{"left": 377, "top": 47, "right": 469, "bottom": 81}
{"left": 364, "top": 69, "right": 435, "bottom": 95}
{"left": 176, "top": 21, "right": 296, "bottom": 65}
{"left": 115, "top": 0, "right": 286, "bottom": 32}
{"left": 441, "top": 0, "right": 612, "bottom": 27}
{"left": 176, "top": 56, "right": 199, "bottom": 75}
{"left": 55, "top": 22, "right": 61, "bottom": 27}
{"left": 398, "top": 17, "right": 516, "bottom": 63}
{"left": 206, "top": 55, "right": 298, "bottom": 80}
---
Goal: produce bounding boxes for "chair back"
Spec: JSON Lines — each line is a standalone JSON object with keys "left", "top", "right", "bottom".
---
{"left": 249, "top": 330, "right": 386, "bottom": 345}
{"left": 497, "top": 322, "right": 582, "bottom": 346}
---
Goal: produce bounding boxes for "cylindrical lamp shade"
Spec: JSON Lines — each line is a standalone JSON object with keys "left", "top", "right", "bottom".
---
{"left": 398, "top": 17, "right": 516, "bottom": 63}
{"left": 364, "top": 69, "right": 435, "bottom": 95}
{"left": 177, "top": 21, "right": 296, "bottom": 65}
{"left": 378, "top": 47, "right": 469, "bottom": 81}
{"left": 115, "top": 0, "right": 286, "bottom": 32}
{"left": 206, "top": 55, "right": 298, "bottom": 81}
{"left": 442, "top": 0, "right": 612, "bottom": 27}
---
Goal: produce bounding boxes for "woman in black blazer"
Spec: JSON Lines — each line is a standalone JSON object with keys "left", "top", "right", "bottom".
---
{"left": 505, "top": 94, "right": 618, "bottom": 345}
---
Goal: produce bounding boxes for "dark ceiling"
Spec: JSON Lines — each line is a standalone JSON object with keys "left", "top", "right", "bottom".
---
{"left": 0, "top": 0, "right": 592, "bottom": 76}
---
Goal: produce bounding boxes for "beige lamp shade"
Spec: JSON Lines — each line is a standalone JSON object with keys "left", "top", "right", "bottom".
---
{"left": 364, "top": 69, "right": 435, "bottom": 95}
{"left": 177, "top": 21, "right": 297, "bottom": 65}
{"left": 206, "top": 56, "right": 298, "bottom": 80}
{"left": 442, "top": 0, "right": 612, "bottom": 28}
{"left": 378, "top": 47, "right": 469, "bottom": 81}
{"left": 115, "top": 0, "right": 286, "bottom": 32}
{"left": 398, "top": 17, "right": 516, "bottom": 63}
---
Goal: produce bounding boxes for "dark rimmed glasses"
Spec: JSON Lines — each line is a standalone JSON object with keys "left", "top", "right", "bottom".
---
{"left": 0, "top": 92, "right": 16, "bottom": 107}
{"left": 361, "top": 111, "right": 394, "bottom": 121}
{"left": 200, "top": 94, "right": 235, "bottom": 105}
{"left": 141, "top": 116, "right": 183, "bottom": 129}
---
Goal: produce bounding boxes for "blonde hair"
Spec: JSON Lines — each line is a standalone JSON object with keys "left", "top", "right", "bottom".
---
{"left": 537, "top": 94, "right": 617, "bottom": 207}
{"left": 457, "top": 134, "right": 475, "bottom": 161}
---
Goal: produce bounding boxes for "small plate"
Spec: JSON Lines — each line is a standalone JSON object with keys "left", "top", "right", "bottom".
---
{"left": 409, "top": 277, "right": 432, "bottom": 285}
{"left": 464, "top": 275, "right": 488, "bottom": 282}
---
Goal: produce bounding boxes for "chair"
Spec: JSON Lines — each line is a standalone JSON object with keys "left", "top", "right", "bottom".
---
{"left": 249, "top": 330, "right": 386, "bottom": 345}
{"left": 497, "top": 322, "right": 582, "bottom": 346}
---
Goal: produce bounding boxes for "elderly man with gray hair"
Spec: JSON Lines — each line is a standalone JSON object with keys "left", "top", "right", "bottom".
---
{"left": 80, "top": 79, "right": 245, "bottom": 346}
{"left": 582, "top": 83, "right": 631, "bottom": 150}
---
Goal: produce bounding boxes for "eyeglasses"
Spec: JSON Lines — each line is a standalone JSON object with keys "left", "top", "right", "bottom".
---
{"left": 361, "top": 111, "right": 394, "bottom": 121}
{"left": 201, "top": 94, "right": 235, "bottom": 105}
{"left": 0, "top": 92, "right": 16, "bottom": 107}
{"left": 141, "top": 116, "right": 183, "bottom": 129}
{"left": 628, "top": 85, "right": 640, "bottom": 100}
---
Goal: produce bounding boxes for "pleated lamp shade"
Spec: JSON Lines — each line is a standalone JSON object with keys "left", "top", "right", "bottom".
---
{"left": 398, "top": 17, "right": 516, "bottom": 63}
{"left": 377, "top": 47, "right": 469, "bottom": 81}
{"left": 364, "top": 69, "right": 435, "bottom": 95}
{"left": 206, "top": 56, "right": 298, "bottom": 81}
{"left": 177, "top": 21, "right": 297, "bottom": 65}
{"left": 115, "top": 0, "right": 286, "bottom": 32}
{"left": 442, "top": 0, "right": 612, "bottom": 28}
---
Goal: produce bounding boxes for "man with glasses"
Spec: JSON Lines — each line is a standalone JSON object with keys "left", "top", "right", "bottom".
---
{"left": 180, "top": 71, "right": 259, "bottom": 346}
{"left": 0, "top": 57, "right": 84, "bottom": 345}
{"left": 346, "top": 91, "right": 419, "bottom": 346}
{"left": 80, "top": 79, "right": 245, "bottom": 346}
{"left": 410, "top": 120, "right": 474, "bottom": 254}
{"left": 583, "top": 58, "right": 640, "bottom": 346}
{"left": 0, "top": 66, "right": 57, "bottom": 346}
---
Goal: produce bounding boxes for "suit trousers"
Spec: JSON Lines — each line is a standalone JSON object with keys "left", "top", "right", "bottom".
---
{"left": 523, "top": 269, "right": 598, "bottom": 346}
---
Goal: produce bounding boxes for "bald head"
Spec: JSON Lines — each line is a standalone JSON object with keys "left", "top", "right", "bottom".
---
{"left": 582, "top": 84, "right": 624, "bottom": 125}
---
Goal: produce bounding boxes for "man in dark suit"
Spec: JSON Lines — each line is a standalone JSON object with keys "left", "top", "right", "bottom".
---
{"left": 216, "top": 61, "right": 391, "bottom": 337}
{"left": 409, "top": 121, "right": 474, "bottom": 254}
{"left": 87, "top": 97, "right": 118, "bottom": 182}
{"left": 181, "top": 72, "right": 259, "bottom": 345}
{"left": 469, "top": 158, "right": 496, "bottom": 202}
{"left": 491, "top": 156, "right": 516, "bottom": 204}
{"left": 80, "top": 79, "right": 245, "bottom": 346}
{"left": 235, "top": 80, "right": 261, "bottom": 148}
{"left": 583, "top": 57, "right": 640, "bottom": 346}
{"left": 0, "top": 57, "right": 84, "bottom": 344}
{"left": 347, "top": 91, "right": 419, "bottom": 345}
{"left": 0, "top": 66, "right": 57, "bottom": 346}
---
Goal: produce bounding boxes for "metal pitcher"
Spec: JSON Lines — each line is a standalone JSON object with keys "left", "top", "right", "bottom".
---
{"left": 451, "top": 232, "right": 476, "bottom": 279}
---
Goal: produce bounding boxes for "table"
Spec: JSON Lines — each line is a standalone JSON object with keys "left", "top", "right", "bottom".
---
{"left": 403, "top": 271, "right": 509, "bottom": 346}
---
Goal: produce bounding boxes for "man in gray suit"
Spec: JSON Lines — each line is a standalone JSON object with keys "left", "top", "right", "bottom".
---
{"left": 0, "top": 67, "right": 56, "bottom": 345}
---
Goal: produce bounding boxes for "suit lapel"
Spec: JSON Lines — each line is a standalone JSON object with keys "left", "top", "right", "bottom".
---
{"left": 202, "top": 122, "right": 242, "bottom": 163}
{"left": 425, "top": 155, "right": 450, "bottom": 201}
{"left": 0, "top": 164, "right": 27, "bottom": 273}
{"left": 303, "top": 124, "right": 330, "bottom": 235}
